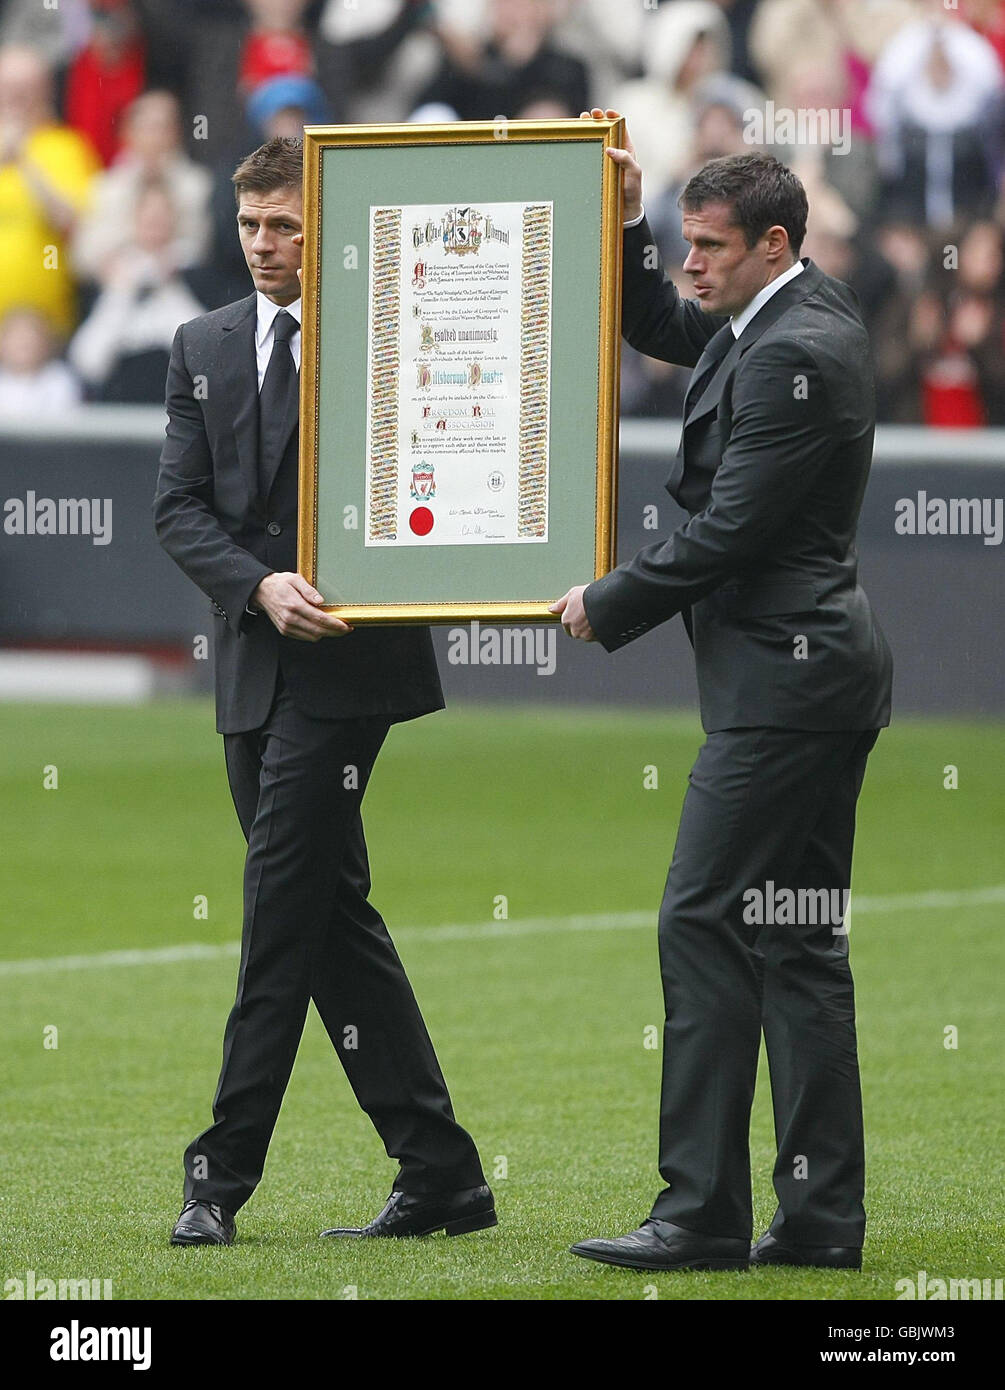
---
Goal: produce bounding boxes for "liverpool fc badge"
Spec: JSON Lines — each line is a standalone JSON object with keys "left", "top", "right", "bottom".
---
{"left": 410, "top": 460, "right": 435, "bottom": 500}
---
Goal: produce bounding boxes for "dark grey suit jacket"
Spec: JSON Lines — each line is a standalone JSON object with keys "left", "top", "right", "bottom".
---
{"left": 584, "top": 219, "right": 893, "bottom": 733}
{"left": 153, "top": 292, "right": 444, "bottom": 734}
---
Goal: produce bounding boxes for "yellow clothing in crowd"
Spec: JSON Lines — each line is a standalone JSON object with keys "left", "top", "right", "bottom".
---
{"left": 0, "top": 123, "right": 99, "bottom": 334}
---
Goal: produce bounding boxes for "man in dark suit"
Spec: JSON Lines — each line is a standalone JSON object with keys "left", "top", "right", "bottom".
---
{"left": 154, "top": 136, "right": 494, "bottom": 1247}
{"left": 552, "top": 114, "right": 892, "bottom": 1273}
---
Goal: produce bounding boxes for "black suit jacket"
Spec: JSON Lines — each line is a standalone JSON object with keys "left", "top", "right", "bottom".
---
{"left": 584, "top": 219, "right": 893, "bottom": 734}
{"left": 153, "top": 292, "right": 444, "bottom": 734}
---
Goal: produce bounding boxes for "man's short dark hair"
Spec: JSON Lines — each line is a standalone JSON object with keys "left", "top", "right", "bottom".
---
{"left": 232, "top": 135, "right": 303, "bottom": 203}
{"left": 679, "top": 153, "right": 808, "bottom": 256}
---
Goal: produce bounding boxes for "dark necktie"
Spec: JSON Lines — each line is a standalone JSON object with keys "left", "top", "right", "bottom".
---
{"left": 683, "top": 321, "right": 735, "bottom": 420}
{"left": 258, "top": 309, "right": 298, "bottom": 497}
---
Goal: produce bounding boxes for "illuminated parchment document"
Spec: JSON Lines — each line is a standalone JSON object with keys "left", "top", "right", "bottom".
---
{"left": 364, "top": 200, "right": 553, "bottom": 547}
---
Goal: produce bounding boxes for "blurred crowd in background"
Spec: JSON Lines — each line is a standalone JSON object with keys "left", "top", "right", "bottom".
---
{"left": 0, "top": 0, "right": 1002, "bottom": 425}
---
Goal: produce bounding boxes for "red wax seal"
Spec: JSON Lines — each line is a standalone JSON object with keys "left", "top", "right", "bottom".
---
{"left": 409, "top": 507, "right": 434, "bottom": 536}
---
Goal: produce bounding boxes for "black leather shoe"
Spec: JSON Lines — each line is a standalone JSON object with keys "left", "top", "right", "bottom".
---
{"left": 571, "top": 1220, "right": 749, "bottom": 1272}
{"left": 170, "top": 1199, "right": 235, "bottom": 1246}
{"left": 750, "top": 1232, "right": 862, "bottom": 1270}
{"left": 320, "top": 1184, "right": 497, "bottom": 1239}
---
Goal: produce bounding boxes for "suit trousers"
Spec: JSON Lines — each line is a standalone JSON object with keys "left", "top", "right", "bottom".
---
{"left": 649, "top": 726, "right": 880, "bottom": 1246}
{"left": 183, "top": 670, "right": 484, "bottom": 1212}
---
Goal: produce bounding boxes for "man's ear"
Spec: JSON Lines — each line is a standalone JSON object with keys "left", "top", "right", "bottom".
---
{"left": 765, "top": 224, "right": 791, "bottom": 265}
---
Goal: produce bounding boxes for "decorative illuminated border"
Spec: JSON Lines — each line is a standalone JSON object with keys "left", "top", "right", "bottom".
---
{"left": 517, "top": 202, "right": 552, "bottom": 540}
{"left": 365, "top": 207, "right": 401, "bottom": 542}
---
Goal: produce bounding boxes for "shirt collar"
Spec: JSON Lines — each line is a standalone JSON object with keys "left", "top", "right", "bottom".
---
{"left": 255, "top": 292, "right": 302, "bottom": 346}
{"left": 730, "top": 259, "right": 805, "bottom": 339}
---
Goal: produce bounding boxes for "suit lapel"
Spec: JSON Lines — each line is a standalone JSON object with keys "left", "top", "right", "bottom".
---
{"left": 683, "top": 328, "right": 742, "bottom": 429}
{"left": 667, "top": 322, "right": 736, "bottom": 495}
{"left": 219, "top": 294, "right": 260, "bottom": 502}
{"left": 669, "top": 260, "right": 823, "bottom": 499}
{"left": 682, "top": 260, "right": 822, "bottom": 430}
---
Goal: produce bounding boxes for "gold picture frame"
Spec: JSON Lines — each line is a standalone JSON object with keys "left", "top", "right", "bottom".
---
{"left": 298, "top": 117, "right": 623, "bottom": 623}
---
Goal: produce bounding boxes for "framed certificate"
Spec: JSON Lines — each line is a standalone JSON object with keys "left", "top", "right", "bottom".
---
{"left": 298, "top": 117, "right": 623, "bottom": 623}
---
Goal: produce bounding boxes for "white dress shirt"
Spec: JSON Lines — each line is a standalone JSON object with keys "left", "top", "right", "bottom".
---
{"left": 246, "top": 293, "right": 302, "bottom": 615}
{"left": 729, "top": 259, "right": 804, "bottom": 338}
{"left": 255, "top": 291, "right": 301, "bottom": 390}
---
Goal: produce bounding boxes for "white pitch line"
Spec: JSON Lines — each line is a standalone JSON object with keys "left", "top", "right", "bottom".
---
{"left": 0, "top": 887, "right": 1002, "bottom": 980}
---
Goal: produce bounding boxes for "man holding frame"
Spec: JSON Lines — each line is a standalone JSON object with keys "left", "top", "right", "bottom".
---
{"left": 553, "top": 111, "right": 892, "bottom": 1274}
{"left": 154, "top": 136, "right": 494, "bottom": 1247}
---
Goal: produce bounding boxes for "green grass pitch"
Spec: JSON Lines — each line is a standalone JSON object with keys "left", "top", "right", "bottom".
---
{"left": 1, "top": 700, "right": 1002, "bottom": 1301}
